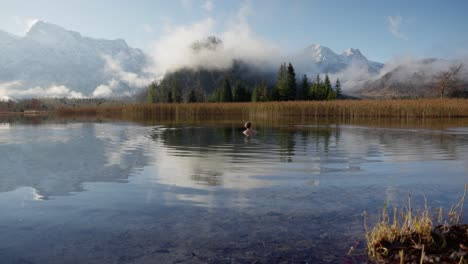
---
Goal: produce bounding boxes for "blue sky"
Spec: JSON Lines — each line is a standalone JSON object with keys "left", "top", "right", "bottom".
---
{"left": 1, "top": 0, "right": 467, "bottom": 62}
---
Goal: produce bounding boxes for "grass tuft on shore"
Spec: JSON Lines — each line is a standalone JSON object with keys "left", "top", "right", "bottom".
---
{"left": 364, "top": 184, "right": 468, "bottom": 263}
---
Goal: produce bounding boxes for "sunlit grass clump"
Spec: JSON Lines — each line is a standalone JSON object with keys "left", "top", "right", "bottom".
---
{"left": 364, "top": 185, "right": 467, "bottom": 263}
{"left": 364, "top": 197, "right": 433, "bottom": 261}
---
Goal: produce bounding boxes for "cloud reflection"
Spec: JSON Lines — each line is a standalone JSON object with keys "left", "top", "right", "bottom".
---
{"left": 0, "top": 121, "right": 466, "bottom": 207}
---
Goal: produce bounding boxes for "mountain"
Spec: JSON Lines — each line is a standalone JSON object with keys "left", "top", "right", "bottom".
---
{"left": 0, "top": 21, "right": 148, "bottom": 98}
{"left": 293, "top": 44, "right": 384, "bottom": 75}
{"left": 0, "top": 22, "right": 391, "bottom": 100}
{"left": 356, "top": 58, "right": 468, "bottom": 98}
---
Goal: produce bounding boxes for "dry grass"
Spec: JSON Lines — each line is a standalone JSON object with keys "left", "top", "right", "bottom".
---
{"left": 364, "top": 185, "right": 468, "bottom": 263}
{"left": 56, "top": 99, "right": 468, "bottom": 120}
{"left": 364, "top": 196, "right": 433, "bottom": 261}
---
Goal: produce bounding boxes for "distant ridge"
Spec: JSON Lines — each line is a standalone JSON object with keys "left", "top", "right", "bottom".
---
{"left": 0, "top": 21, "right": 148, "bottom": 98}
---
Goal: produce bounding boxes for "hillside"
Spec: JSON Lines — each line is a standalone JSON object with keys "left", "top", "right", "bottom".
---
{"left": 0, "top": 21, "right": 148, "bottom": 98}
{"left": 357, "top": 59, "right": 468, "bottom": 98}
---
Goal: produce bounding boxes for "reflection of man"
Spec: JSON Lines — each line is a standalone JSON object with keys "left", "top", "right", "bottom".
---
{"left": 243, "top": 121, "right": 257, "bottom": 137}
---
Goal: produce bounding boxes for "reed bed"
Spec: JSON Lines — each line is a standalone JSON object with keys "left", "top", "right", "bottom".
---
{"left": 57, "top": 99, "right": 468, "bottom": 121}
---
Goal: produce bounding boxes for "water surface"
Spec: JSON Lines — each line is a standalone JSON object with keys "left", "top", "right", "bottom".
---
{"left": 0, "top": 118, "right": 467, "bottom": 263}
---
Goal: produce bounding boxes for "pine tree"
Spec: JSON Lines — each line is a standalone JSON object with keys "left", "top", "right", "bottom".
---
{"left": 271, "top": 85, "right": 280, "bottom": 101}
{"left": 260, "top": 80, "right": 270, "bottom": 102}
{"left": 300, "top": 74, "right": 309, "bottom": 100}
{"left": 171, "top": 79, "right": 182, "bottom": 103}
{"left": 233, "top": 81, "right": 247, "bottom": 102}
{"left": 188, "top": 90, "right": 197, "bottom": 103}
{"left": 146, "top": 82, "right": 157, "bottom": 103}
{"left": 220, "top": 77, "right": 233, "bottom": 102}
{"left": 208, "top": 89, "right": 219, "bottom": 102}
{"left": 276, "top": 63, "right": 288, "bottom": 101}
{"left": 310, "top": 75, "right": 321, "bottom": 100}
{"left": 246, "top": 88, "right": 252, "bottom": 102}
{"left": 167, "top": 90, "right": 173, "bottom": 103}
{"left": 335, "top": 78, "right": 342, "bottom": 99}
{"left": 324, "top": 74, "right": 332, "bottom": 100}
{"left": 327, "top": 89, "right": 337, "bottom": 100}
{"left": 322, "top": 74, "right": 337, "bottom": 100}
{"left": 251, "top": 85, "right": 260, "bottom": 102}
{"left": 287, "top": 63, "right": 297, "bottom": 100}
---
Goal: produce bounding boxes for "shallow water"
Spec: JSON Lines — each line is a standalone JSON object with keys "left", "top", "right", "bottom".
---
{"left": 0, "top": 118, "right": 467, "bottom": 263}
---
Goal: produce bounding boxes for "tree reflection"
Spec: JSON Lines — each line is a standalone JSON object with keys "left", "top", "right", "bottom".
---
{"left": 277, "top": 129, "right": 296, "bottom": 162}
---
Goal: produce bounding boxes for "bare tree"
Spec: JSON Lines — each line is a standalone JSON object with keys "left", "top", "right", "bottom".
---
{"left": 433, "top": 63, "right": 464, "bottom": 99}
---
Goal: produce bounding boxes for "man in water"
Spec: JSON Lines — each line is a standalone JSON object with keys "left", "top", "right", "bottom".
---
{"left": 243, "top": 121, "right": 257, "bottom": 137}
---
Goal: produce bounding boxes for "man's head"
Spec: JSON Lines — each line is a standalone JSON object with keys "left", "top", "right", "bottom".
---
{"left": 244, "top": 121, "right": 252, "bottom": 129}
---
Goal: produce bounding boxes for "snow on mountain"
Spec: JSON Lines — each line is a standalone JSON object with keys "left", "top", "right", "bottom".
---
{"left": 0, "top": 21, "right": 387, "bottom": 99}
{"left": 0, "top": 21, "right": 149, "bottom": 98}
{"left": 295, "top": 44, "right": 384, "bottom": 75}
{"left": 305, "top": 44, "right": 342, "bottom": 64}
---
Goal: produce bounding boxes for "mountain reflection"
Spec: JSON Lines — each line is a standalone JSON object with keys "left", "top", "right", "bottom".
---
{"left": 0, "top": 121, "right": 467, "bottom": 201}
{"left": 0, "top": 123, "right": 153, "bottom": 199}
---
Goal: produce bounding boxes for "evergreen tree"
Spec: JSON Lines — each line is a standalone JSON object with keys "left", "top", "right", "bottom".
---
{"left": 299, "top": 74, "right": 309, "bottom": 100}
{"left": 287, "top": 63, "right": 297, "bottom": 100}
{"left": 327, "top": 89, "right": 337, "bottom": 100}
{"left": 276, "top": 63, "right": 288, "bottom": 101}
{"left": 271, "top": 85, "right": 280, "bottom": 101}
{"left": 171, "top": 79, "right": 182, "bottom": 103}
{"left": 259, "top": 80, "right": 270, "bottom": 102}
{"left": 188, "top": 90, "right": 197, "bottom": 103}
{"left": 246, "top": 89, "right": 252, "bottom": 102}
{"left": 324, "top": 74, "right": 332, "bottom": 100}
{"left": 220, "top": 77, "right": 233, "bottom": 102}
{"left": 146, "top": 82, "right": 157, "bottom": 103}
{"left": 335, "top": 78, "right": 342, "bottom": 99}
{"left": 251, "top": 85, "right": 260, "bottom": 102}
{"left": 309, "top": 75, "right": 321, "bottom": 100}
{"left": 233, "top": 81, "right": 248, "bottom": 102}
{"left": 208, "top": 89, "right": 219, "bottom": 102}
{"left": 167, "top": 90, "right": 173, "bottom": 103}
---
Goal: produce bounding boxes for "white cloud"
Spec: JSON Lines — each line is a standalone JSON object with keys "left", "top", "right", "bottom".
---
{"left": 146, "top": 0, "right": 281, "bottom": 77}
{"left": 387, "top": 15, "right": 407, "bottom": 40}
{"left": 202, "top": 0, "right": 214, "bottom": 12}
{"left": 0, "top": 81, "right": 84, "bottom": 99}
{"left": 93, "top": 55, "right": 156, "bottom": 97}
{"left": 102, "top": 55, "right": 153, "bottom": 87}
{"left": 92, "top": 79, "right": 118, "bottom": 98}
{"left": 328, "top": 61, "right": 376, "bottom": 91}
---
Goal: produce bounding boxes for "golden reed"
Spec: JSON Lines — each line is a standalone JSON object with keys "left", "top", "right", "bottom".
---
{"left": 56, "top": 99, "right": 468, "bottom": 120}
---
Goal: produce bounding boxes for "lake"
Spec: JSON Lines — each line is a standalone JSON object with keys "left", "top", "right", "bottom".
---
{"left": 0, "top": 116, "right": 467, "bottom": 263}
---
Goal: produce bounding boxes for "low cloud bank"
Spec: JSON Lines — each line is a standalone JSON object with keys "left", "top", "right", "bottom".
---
{"left": 91, "top": 55, "right": 155, "bottom": 98}
{"left": 329, "top": 55, "right": 468, "bottom": 91}
{"left": 146, "top": 1, "right": 282, "bottom": 78}
{"left": 0, "top": 81, "right": 84, "bottom": 100}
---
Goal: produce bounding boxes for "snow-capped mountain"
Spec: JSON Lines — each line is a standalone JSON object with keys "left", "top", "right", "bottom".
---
{"left": 0, "top": 21, "right": 388, "bottom": 99}
{"left": 294, "top": 44, "right": 383, "bottom": 75}
{"left": 0, "top": 21, "right": 148, "bottom": 98}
